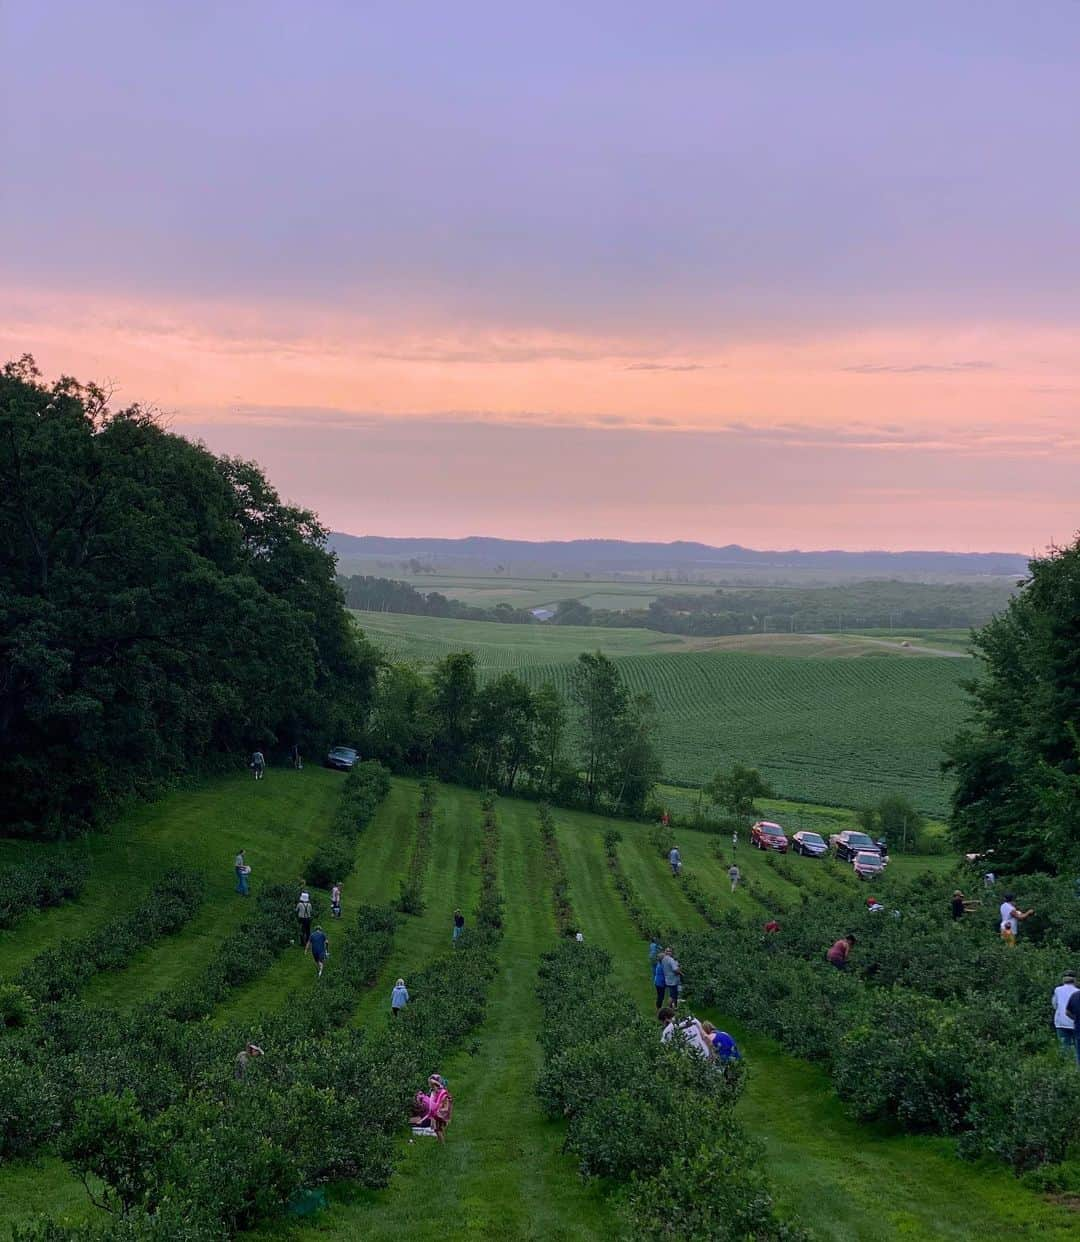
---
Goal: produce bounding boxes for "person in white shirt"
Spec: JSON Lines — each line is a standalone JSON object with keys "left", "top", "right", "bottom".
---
{"left": 999, "top": 893, "right": 1033, "bottom": 947}
{"left": 1052, "top": 972, "right": 1079, "bottom": 1056}
{"left": 658, "top": 1009, "right": 713, "bottom": 1059}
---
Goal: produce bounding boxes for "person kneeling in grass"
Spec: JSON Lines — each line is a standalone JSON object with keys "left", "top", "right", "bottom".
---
{"left": 410, "top": 1074, "right": 453, "bottom": 1141}
{"left": 827, "top": 933, "right": 856, "bottom": 970}
{"left": 309, "top": 925, "right": 328, "bottom": 977}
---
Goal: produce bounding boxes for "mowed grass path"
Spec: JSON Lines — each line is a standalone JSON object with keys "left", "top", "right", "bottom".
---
{"left": 217, "top": 781, "right": 420, "bottom": 1025}
{"left": 561, "top": 812, "right": 1079, "bottom": 1241}
{"left": 274, "top": 790, "right": 615, "bottom": 1241}
{"left": 0, "top": 767, "right": 344, "bottom": 993}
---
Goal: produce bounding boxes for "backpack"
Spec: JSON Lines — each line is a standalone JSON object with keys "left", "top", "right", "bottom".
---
{"left": 653, "top": 960, "right": 666, "bottom": 987}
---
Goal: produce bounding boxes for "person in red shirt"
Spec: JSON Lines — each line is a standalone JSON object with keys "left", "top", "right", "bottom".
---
{"left": 827, "top": 934, "right": 856, "bottom": 970}
{"left": 763, "top": 920, "right": 780, "bottom": 934}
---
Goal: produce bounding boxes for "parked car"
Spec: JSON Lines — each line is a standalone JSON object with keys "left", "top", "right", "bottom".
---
{"left": 751, "top": 821, "right": 789, "bottom": 853}
{"left": 830, "top": 830, "right": 881, "bottom": 862}
{"left": 325, "top": 745, "right": 360, "bottom": 771}
{"left": 791, "top": 830, "right": 829, "bottom": 858}
{"left": 853, "top": 850, "right": 885, "bottom": 880}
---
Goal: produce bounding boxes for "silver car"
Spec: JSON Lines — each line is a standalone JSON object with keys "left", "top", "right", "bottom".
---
{"left": 325, "top": 745, "right": 359, "bottom": 771}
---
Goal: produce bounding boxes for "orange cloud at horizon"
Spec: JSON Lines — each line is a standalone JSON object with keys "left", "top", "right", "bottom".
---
{"left": 3, "top": 287, "right": 1078, "bottom": 438}
{"left": 3, "top": 288, "right": 1079, "bottom": 552}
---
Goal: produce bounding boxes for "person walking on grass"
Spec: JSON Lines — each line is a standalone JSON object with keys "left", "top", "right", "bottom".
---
{"left": 999, "top": 893, "right": 1034, "bottom": 947}
{"left": 309, "top": 925, "right": 328, "bottom": 977}
{"left": 235, "top": 850, "right": 249, "bottom": 896}
{"left": 669, "top": 845, "right": 682, "bottom": 877}
{"left": 250, "top": 750, "right": 265, "bottom": 781}
{"left": 291, "top": 742, "right": 303, "bottom": 770}
{"left": 827, "top": 933, "right": 856, "bottom": 970}
{"left": 1053, "top": 972, "right": 1079, "bottom": 1058}
{"left": 331, "top": 883, "right": 342, "bottom": 919}
{"left": 728, "top": 863, "right": 741, "bottom": 893}
{"left": 453, "top": 909, "right": 465, "bottom": 943}
{"left": 391, "top": 978, "right": 409, "bottom": 1015}
{"left": 296, "top": 891, "right": 313, "bottom": 948}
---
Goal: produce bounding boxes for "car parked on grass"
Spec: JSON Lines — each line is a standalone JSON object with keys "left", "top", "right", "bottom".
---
{"left": 791, "top": 830, "right": 829, "bottom": 858}
{"left": 751, "top": 821, "right": 789, "bottom": 853}
{"left": 830, "top": 830, "right": 881, "bottom": 862}
{"left": 325, "top": 745, "right": 360, "bottom": 771}
{"left": 853, "top": 850, "right": 885, "bottom": 880}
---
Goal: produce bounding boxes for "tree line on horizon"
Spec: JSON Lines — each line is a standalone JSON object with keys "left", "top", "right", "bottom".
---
{"left": 340, "top": 572, "right": 1014, "bottom": 636}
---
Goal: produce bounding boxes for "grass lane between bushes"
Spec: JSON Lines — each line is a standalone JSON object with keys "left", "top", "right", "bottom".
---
{"left": 571, "top": 810, "right": 1080, "bottom": 1241}
{"left": 270, "top": 788, "right": 615, "bottom": 1241}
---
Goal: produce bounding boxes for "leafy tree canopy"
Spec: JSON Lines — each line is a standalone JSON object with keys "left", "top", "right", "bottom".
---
{"left": 946, "top": 538, "right": 1080, "bottom": 871}
{"left": 0, "top": 356, "right": 378, "bottom": 837}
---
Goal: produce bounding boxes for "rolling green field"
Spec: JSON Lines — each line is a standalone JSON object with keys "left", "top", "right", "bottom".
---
{"left": 3, "top": 775, "right": 1074, "bottom": 1241}
{"left": 351, "top": 609, "right": 699, "bottom": 665}
{"left": 354, "top": 612, "right": 970, "bottom": 815}
{"left": 344, "top": 571, "right": 720, "bottom": 611}
{"left": 520, "top": 649, "right": 967, "bottom": 816}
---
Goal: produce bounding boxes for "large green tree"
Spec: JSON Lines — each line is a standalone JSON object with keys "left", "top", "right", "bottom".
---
{"left": 946, "top": 539, "right": 1080, "bottom": 870}
{"left": 0, "top": 356, "right": 378, "bottom": 837}
{"left": 429, "top": 652, "right": 478, "bottom": 779}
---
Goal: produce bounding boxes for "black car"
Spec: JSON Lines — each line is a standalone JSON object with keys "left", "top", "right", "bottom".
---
{"left": 325, "top": 745, "right": 359, "bottom": 771}
{"left": 830, "top": 830, "right": 881, "bottom": 863}
{"left": 791, "top": 830, "right": 829, "bottom": 858}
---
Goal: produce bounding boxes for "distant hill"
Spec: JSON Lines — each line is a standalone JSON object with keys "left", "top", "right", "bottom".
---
{"left": 328, "top": 533, "right": 1027, "bottom": 578}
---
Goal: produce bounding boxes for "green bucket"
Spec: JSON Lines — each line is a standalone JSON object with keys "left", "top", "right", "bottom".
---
{"left": 287, "top": 1188, "right": 328, "bottom": 1218}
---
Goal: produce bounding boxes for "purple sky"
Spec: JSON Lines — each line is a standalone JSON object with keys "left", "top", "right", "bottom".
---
{"left": 3, "top": 2, "right": 1079, "bottom": 549}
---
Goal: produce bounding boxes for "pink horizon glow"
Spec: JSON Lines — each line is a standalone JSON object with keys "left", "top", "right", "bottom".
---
{"left": 4, "top": 291, "right": 1075, "bottom": 553}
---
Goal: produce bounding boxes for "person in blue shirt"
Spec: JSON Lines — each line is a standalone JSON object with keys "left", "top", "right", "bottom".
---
{"left": 391, "top": 978, "right": 409, "bottom": 1015}
{"left": 701, "top": 1022, "right": 741, "bottom": 1062}
{"left": 308, "top": 926, "right": 329, "bottom": 977}
{"left": 653, "top": 956, "right": 667, "bottom": 1009}
{"left": 648, "top": 938, "right": 661, "bottom": 965}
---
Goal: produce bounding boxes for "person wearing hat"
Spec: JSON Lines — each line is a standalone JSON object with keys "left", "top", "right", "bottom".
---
{"left": 296, "top": 891, "right": 313, "bottom": 948}
{"left": 1052, "top": 972, "right": 1080, "bottom": 1058}
{"left": 951, "top": 890, "right": 979, "bottom": 920}
{"left": 234, "top": 1042, "right": 264, "bottom": 1080}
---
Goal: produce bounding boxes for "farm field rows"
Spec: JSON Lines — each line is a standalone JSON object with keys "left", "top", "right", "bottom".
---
{"left": 4, "top": 777, "right": 1073, "bottom": 1240}
{"left": 354, "top": 612, "right": 970, "bottom": 814}
{"left": 521, "top": 649, "right": 967, "bottom": 816}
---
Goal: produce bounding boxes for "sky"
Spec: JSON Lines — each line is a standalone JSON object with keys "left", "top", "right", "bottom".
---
{"left": 2, "top": 1, "right": 1078, "bottom": 552}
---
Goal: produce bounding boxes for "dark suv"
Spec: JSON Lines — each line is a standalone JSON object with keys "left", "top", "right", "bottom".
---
{"left": 830, "top": 830, "right": 881, "bottom": 863}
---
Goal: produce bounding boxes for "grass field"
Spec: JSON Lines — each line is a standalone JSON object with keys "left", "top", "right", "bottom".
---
{"left": 5, "top": 777, "right": 1075, "bottom": 1240}
{"left": 344, "top": 571, "right": 725, "bottom": 612}
{"left": 351, "top": 610, "right": 699, "bottom": 665}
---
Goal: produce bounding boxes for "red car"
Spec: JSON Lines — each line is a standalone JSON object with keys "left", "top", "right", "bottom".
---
{"left": 751, "top": 821, "right": 789, "bottom": 853}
